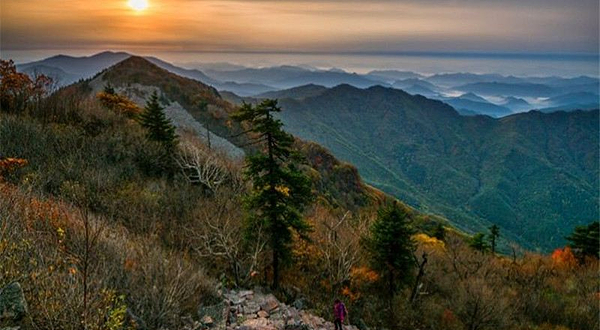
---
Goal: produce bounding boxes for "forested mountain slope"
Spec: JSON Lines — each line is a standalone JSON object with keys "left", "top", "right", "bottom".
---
{"left": 276, "top": 84, "right": 599, "bottom": 250}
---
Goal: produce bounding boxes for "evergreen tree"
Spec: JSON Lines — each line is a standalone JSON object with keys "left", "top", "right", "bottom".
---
{"left": 103, "top": 83, "right": 115, "bottom": 95}
{"left": 366, "top": 201, "right": 415, "bottom": 326}
{"left": 232, "top": 99, "right": 313, "bottom": 289}
{"left": 488, "top": 224, "right": 500, "bottom": 254}
{"left": 566, "top": 221, "right": 599, "bottom": 260}
{"left": 433, "top": 223, "right": 446, "bottom": 241}
{"left": 139, "top": 91, "right": 177, "bottom": 152}
{"left": 469, "top": 232, "right": 490, "bottom": 252}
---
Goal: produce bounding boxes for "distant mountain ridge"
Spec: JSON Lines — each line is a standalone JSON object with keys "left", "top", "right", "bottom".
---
{"left": 16, "top": 51, "right": 600, "bottom": 117}
{"left": 274, "top": 84, "right": 599, "bottom": 251}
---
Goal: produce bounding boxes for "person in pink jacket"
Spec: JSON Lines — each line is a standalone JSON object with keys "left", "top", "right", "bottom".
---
{"left": 333, "top": 299, "right": 348, "bottom": 330}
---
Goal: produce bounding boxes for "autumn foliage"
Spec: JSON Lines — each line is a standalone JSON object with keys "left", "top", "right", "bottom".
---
{"left": 0, "top": 55, "right": 598, "bottom": 330}
{"left": 96, "top": 91, "right": 141, "bottom": 118}
{"left": 0, "top": 157, "right": 28, "bottom": 178}
{"left": 551, "top": 246, "right": 578, "bottom": 269}
{"left": 0, "top": 59, "right": 52, "bottom": 113}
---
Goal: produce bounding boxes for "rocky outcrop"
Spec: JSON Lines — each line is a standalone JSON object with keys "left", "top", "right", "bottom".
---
{"left": 216, "top": 289, "right": 358, "bottom": 330}
{"left": 0, "top": 282, "right": 28, "bottom": 327}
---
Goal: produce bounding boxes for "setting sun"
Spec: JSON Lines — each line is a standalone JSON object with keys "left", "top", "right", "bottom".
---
{"left": 128, "top": 0, "right": 148, "bottom": 11}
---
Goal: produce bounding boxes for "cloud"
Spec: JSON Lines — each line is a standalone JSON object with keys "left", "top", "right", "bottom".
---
{"left": 1, "top": 0, "right": 598, "bottom": 54}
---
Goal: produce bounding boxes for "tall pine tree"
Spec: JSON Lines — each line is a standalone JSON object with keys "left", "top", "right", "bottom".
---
{"left": 469, "top": 232, "right": 490, "bottom": 252}
{"left": 366, "top": 201, "right": 415, "bottom": 327}
{"left": 488, "top": 224, "right": 500, "bottom": 254}
{"left": 232, "top": 99, "right": 312, "bottom": 289}
{"left": 139, "top": 91, "right": 177, "bottom": 152}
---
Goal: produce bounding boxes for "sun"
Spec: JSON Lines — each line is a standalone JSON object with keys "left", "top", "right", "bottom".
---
{"left": 128, "top": 0, "right": 149, "bottom": 11}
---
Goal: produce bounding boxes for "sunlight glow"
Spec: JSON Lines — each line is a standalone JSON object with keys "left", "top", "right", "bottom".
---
{"left": 128, "top": 0, "right": 148, "bottom": 11}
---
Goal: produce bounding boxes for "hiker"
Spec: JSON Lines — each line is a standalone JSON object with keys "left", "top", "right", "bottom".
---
{"left": 333, "top": 299, "right": 347, "bottom": 330}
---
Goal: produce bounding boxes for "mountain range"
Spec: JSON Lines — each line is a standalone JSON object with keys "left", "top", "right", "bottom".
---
{"left": 16, "top": 51, "right": 599, "bottom": 117}
{"left": 14, "top": 53, "right": 600, "bottom": 250}
{"left": 273, "top": 84, "right": 598, "bottom": 250}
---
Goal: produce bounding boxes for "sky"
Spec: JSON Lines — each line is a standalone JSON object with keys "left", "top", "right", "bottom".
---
{"left": 1, "top": 0, "right": 599, "bottom": 62}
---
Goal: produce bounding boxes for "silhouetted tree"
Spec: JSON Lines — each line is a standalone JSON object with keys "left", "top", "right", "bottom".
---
{"left": 488, "top": 224, "right": 500, "bottom": 254}
{"left": 103, "top": 82, "right": 115, "bottom": 95}
{"left": 566, "top": 221, "right": 599, "bottom": 260}
{"left": 433, "top": 223, "right": 446, "bottom": 241}
{"left": 469, "top": 232, "right": 489, "bottom": 253}
{"left": 232, "top": 99, "right": 313, "bottom": 289}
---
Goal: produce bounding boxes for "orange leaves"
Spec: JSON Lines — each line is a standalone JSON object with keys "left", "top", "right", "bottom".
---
{"left": 551, "top": 246, "right": 577, "bottom": 269}
{"left": 0, "top": 157, "right": 28, "bottom": 177}
{"left": 341, "top": 286, "right": 359, "bottom": 302}
{"left": 0, "top": 58, "right": 52, "bottom": 112}
{"left": 413, "top": 233, "right": 445, "bottom": 252}
{"left": 350, "top": 266, "right": 379, "bottom": 283}
{"left": 96, "top": 91, "right": 141, "bottom": 118}
{"left": 341, "top": 266, "right": 380, "bottom": 302}
{"left": 441, "top": 308, "right": 458, "bottom": 326}
{"left": 124, "top": 258, "right": 137, "bottom": 271}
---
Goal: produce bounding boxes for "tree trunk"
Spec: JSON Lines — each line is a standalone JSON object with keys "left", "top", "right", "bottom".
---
{"left": 387, "top": 269, "right": 396, "bottom": 330}
{"left": 410, "top": 252, "right": 428, "bottom": 305}
{"left": 272, "top": 249, "right": 279, "bottom": 289}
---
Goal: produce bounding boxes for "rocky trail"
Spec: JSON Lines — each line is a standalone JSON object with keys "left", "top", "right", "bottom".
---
{"left": 190, "top": 289, "right": 360, "bottom": 330}
{"left": 0, "top": 281, "right": 360, "bottom": 330}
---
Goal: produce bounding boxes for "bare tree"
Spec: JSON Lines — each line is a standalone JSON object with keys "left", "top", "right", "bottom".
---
{"left": 186, "top": 189, "right": 266, "bottom": 287}
{"left": 175, "top": 141, "right": 229, "bottom": 193}
{"left": 314, "top": 206, "right": 367, "bottom": 289}
{"left": 74, "top": 209, "right": 104, "bottom": 330}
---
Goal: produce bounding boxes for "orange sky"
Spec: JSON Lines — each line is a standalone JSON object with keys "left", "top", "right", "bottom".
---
{"left": 1, "top": 0, "right": 598, "bottom": 56}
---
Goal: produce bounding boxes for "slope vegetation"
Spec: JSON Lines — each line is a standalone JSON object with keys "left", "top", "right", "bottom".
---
{"left": 276, "top": 84, "right": 599, "bottom": 250}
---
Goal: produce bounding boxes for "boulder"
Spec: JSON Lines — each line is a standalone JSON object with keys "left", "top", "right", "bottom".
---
{"left": 0, "top": 283, "right": 27, "bottom": 323}
{"left": 259, "top": 294, "right": 279, "bottom": 313}
{"left": 202, "top": 315, "right": 214, "bottom": 327}
{"left": 244, "top": 302, "right": 261, "bottom": 314}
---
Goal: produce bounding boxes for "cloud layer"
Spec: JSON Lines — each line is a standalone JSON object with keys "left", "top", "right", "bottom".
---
{"left": 1, "top": 0, "right": 598, "bottom": 55}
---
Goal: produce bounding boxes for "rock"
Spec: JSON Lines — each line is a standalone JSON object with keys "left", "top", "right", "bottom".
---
{"left": 259, "top": 294, "right": 279, "bottom": 313}
{"left": 239, "top": 290, "right": 254, "bottom": 298}
{"left": 242, "top": 317, "right": 269, "bottom": 328}
{"left": 292, "top": 299, "right": 306, "bottom": 310}
{"left": 224, "top": 289, "right": 358, "bottom": 330}
{"left": 202, "top": 315, "right": 214, "bottom": 327}
{"left": 244, "top": 302, "right": 261, "bottom": 314}
{"left": 0, "top": 283, "right": 27, "bottom": 322}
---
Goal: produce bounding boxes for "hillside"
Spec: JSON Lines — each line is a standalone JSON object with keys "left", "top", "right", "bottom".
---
{"left": 2, "top": 56, "right": 598, "bottom": 330}
{"left": 54, "top": 56, "right": 390, "bottom": 212}
{"left": 276, "top": 84, "right": 599, "bottom": 251}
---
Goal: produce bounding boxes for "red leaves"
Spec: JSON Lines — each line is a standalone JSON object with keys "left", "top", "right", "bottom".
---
{"left": 551, "top": 246, "right": 577, "bottom": 269}
{"left": 0, "top": 59, "right": 52, "bottom": 112}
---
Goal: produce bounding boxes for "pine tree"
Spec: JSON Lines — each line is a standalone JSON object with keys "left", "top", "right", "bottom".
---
{"left": 139, "top": 91, "right": 177, "bottom": 152}
{"left": 433, "top": 223, "right": 446, "bottom": 241}
{"left": 103, "top": 83, "right": 115, "bottom": 95}
{"left": 232, "top": 99, "right": 313, "bottom": 289}
{"left": 469, "top": 232, "right": 490, "bottom": 252}
{"left": 566, "top": 221, "right": 599, "bottom": 260}
{"left": 488, "top": 224, "right": 500, "bottom": 254}
{"left": 366, "top": 201, "right": 415, "bottom": 326}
